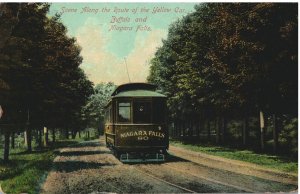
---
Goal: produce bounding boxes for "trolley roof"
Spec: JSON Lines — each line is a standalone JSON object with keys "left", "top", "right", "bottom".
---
{"left": 111, "top": 83, "right": 166, "bottom": 98}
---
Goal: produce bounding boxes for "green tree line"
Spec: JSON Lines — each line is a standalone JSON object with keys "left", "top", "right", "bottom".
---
{"left": 0, "top": 3, "right": 93, "bottom": 162}
{"left": 148, "top": 3, "right": 297, "bottom": 156}
{"left": 82, "top": 82, "right": 116, "bottom": 134}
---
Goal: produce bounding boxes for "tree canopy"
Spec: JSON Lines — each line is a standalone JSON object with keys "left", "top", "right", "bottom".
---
{"left": 148, "top": 3, "right": 297, "bottom": 154}
{"left": 148, "top": 3, "right": 297, "bottom": 119}
{"left": 0, "top": 3, "right": 93, "bottom": 160}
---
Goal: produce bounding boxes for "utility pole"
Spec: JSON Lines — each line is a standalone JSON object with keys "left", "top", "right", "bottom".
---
{"left": 124, "top": 57, "right": 131, "bottom": 83}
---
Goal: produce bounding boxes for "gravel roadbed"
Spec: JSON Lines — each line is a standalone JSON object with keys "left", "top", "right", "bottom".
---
{"left": 41, "top": 138, "right": 297, "bottom": 193}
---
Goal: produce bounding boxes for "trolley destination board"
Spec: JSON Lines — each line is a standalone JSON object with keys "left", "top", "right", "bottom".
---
{"left": 119, "top": 130, "right": 165, "bottom": 139}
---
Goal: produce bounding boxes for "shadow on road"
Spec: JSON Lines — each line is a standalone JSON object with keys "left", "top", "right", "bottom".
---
{"left": 166, "top": 154, "right": 190, "bottom": 163}
{"left": 68, "top": 142, "right": 105, "bottom": 148}
{"left": 123, "top": 153, "right": 190, "bottom": 165}
{"left": 59, "top": 150, "right": 111, "bottom": 157}
{"left": 54, "top": 161, "right": 116, "bottom": 173}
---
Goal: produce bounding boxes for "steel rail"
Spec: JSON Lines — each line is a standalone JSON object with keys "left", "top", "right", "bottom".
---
{"left": 163, "top": 163, "right": 256, "bottom": 193}
{"left": 133, "top": 166, "right": 197, "bottom": 193}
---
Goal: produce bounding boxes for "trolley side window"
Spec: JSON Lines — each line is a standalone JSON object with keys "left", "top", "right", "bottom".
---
{"left": 105, "top": 109, "right": 109, "bottom": 122}
{"left": 133, "top": 101, "right": 151, "bottom": 123}
{"left": 105, "top": 105, "right": 112, "bottom": 123}
{"left": 118, "top": 102, "right": 131, "bottom": 123}
{"left": 109, "top": 106, "right": 112, "bottom": 122}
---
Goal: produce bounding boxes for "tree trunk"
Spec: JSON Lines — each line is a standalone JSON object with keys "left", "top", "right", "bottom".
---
{"left": 273, "top": 114, "right": 278, "bottom": 153}
{"left": 11, "top": 132, "right": 15, "bottom": 149}
{"left": 177, "top": 120, "right": 180, "bottom": 137}
{"left": 65, "top": 129, "right": 69, "bottom": 139}
{"left": 207, "top": 120, "right": 211, "bottom": 141}
{"left": 52, "top": 128, "right": 56, "bottom": 143}
{"left": 44, "top": 127, "right": 48, "bottom": 147}
{"left": 189, "top": 119, "right": 193, "bottom": 136}
{"left": 243, "top": 116, "right": 249, "bottom": 146}
{"left": 260, "top": 110, "right": 265, "bottom": 151}
{"left": 24, "top": 131, "right": 27, "bottom": 146}
{"left": 200, "top": 119, "right": 205, "bottom": 137}
{"left": 216, "top": 117, "right": 220, "bottom": 144}
{"left": 173, "top": 121, "right": 176, "bottom": 137}
{"left": 34, "top": 129, "right": 39, "bottom": 144}
{"left": 4, "top": 131, "right": 10, "bottom": 162}
{"left": 221, "top": 116, "right": 227, "bottom": 143}
{"left": 38, "top": 128, "right": 43, "bottom": 149}
{"left": 72, "top": 130, "right": 76, "bottom": 139}
{"left": 26, "top": 109, "right": 32, "bottom": 151}
{"left": 196, "top": 119, "right": 200, "bottom": 137}
{"left": 78, "top": 130, "right": 81, "bottom": 138}
{"left": 176, "top": 121, "right": 179, "bottom": 137}
{"left": 182, "top": 120, "right": 186, "bottom": 137}
{"left": 187, "top": 120, "right": 190, "bottom": 137}
{"left": 180, "top": 121, "right": 183, "bottom": 137}
{"left": 26, "top": 127, "right": 32, "bottom": 152}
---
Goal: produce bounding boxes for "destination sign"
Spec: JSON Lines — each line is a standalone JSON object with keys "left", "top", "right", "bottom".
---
{"left": 120, "top": 130, "right": 165, "bottom": 139}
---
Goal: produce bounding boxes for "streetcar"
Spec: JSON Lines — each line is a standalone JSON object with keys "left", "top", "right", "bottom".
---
{"left": 104, "top": 83, "right": 168, "bottom": 162}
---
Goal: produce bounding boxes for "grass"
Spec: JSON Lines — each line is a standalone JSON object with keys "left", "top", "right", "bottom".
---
{"left": 0, "top": 138, "right": 85, "bottom": 194}
{"left": 171, "top": 140, "right": 298, "bottom": 174}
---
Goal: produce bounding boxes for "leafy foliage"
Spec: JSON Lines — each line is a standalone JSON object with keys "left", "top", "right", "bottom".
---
{"left": 148, "top": 3, "right": 297, "bottom": 154}
{"left": 0, "top": 3, "right": 93, "bottom": 160}
{"left": 83, "top": 82, "right": 116, "bottom": 130}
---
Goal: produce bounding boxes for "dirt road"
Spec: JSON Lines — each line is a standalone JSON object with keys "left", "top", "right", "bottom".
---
{"left": 41, "top": 138, "right": 297, "bottom": 193}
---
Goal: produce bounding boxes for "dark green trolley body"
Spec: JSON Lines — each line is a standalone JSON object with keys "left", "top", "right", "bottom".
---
{"left": 104, "top": 83, "right": 168, "bottom": 162}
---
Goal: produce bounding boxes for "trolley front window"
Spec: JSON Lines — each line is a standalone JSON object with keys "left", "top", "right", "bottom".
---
{"left": 133, "top": 101, "right": 151, "bottom": 123}
{"left": 118, "top": 102, "right": 131, "bottom": 123}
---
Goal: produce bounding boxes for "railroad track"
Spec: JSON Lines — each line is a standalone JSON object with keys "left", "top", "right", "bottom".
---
{"left": 133, "top": 166, "right": 197, "bottom": 193}
{"left": 105, "top": 182, "right": 123, "bottom": 193}
{"left": 132, "top": 163, "right": 256, "bottom": 193}
{"left": 163, "top": 163, "right": 256, "bottom": 193}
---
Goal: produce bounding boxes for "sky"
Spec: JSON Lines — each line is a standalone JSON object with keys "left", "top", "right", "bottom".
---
{"left": 49, "top": 3, "right": 197, "bottom": 85}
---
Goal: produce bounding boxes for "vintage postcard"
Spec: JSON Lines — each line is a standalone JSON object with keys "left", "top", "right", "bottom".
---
{"left": 0, "top": 2, "right": 298, "bottom": 193}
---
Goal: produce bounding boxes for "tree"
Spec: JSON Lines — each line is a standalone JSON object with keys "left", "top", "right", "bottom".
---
{"left": 83, "top": 82, "right": 116, "bottom": 133}
{"left": 0, "top": 3, "right": 23, "bottom": 161}
{"left": 148, "top": 3, "right": 297, "bottom": 153}
{"left": 0, "top": 3, "right": 93, "bottom": 158}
